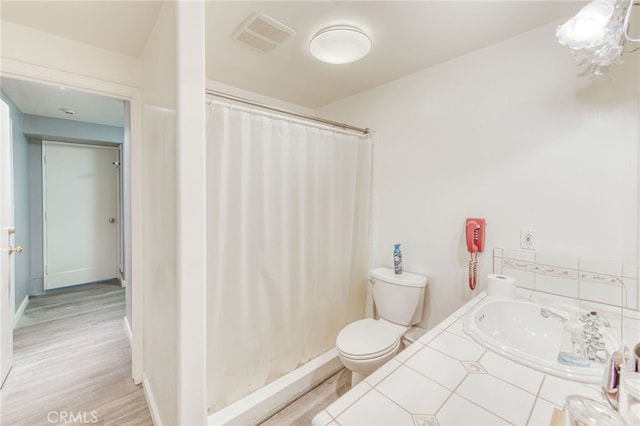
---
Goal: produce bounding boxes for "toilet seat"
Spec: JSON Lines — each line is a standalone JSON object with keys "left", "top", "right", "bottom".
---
{"left": 337, "top": 342, "right": 398, "bottom": 361}
{"left": 336, "top": 318, "right": 402, "bottom": 359}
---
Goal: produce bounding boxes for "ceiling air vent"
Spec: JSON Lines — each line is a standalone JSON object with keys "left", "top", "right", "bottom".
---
{"left": 232, "top": 12, "right": 295, "bottom": 53}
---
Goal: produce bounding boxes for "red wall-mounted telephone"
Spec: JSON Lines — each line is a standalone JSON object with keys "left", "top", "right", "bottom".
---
{"left": 466, "top": 218, "right": 485, "bottom": 253}
{"left": 465, "top": 218, "right": 486, "bottom": 290}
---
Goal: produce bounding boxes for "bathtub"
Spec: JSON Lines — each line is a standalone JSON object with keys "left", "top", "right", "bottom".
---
{"left": 463, "top": 297, "right": 617, "bottom": 384}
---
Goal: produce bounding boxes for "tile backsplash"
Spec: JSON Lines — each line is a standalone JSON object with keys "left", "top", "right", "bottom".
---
{"left": 493, "top": 248, "right": 638, "bottom": 312}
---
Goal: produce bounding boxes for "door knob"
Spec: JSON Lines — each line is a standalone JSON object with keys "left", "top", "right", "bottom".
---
{"left": 109, "top": 218, "right": 116, "bottom": 224}
{"left": 8, "top": 246, "right": 23, "bottom": 255}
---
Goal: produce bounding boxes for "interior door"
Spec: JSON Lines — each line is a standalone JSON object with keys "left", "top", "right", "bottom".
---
{"left": 1, "top": 99, "right": 15, "bottom": 388}
{"left": 43, "top": 141, "right": 119, "bottom": 290}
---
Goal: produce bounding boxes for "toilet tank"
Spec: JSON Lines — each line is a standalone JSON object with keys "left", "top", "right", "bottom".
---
{"left": 370, "top": 267, "right": 428, "bottom": 326}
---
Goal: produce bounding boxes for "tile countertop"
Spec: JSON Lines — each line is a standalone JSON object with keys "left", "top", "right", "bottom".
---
{"left": 312, "top": 293, "right": 633, "bottom": 426}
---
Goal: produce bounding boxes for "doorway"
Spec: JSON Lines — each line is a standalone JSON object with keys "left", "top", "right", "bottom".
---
{"left": 0, "top": 75, "right": 138, "bottom": 384}
{"left": 42, "top": 141, "right": 120, "bottom": 290}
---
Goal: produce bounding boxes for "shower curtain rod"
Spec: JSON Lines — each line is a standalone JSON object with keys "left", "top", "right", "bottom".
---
{"left": 205, "top": 89, "right": 370, "bottom": 135}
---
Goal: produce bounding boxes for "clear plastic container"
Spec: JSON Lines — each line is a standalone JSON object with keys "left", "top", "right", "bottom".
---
{"left": 558, "top": 311, "right": 589, "bottom": 367}
{"left": 619, "top": 372, "right": 640, "bottom": 425}
{"left": 565, "top": 395, "right": 626, "bottom": 426}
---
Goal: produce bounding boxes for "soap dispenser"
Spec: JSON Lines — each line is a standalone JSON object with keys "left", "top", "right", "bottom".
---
{"left": 557, "top": 309, "right": 589, "bottom": 367}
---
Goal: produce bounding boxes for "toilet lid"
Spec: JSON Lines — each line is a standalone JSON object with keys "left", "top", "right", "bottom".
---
{"left": 336, "top": 318, "right": 401, "bottom": 357}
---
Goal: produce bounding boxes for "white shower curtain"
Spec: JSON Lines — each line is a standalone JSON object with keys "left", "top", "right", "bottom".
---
{"left": 206, "top": 99, "right": 372, "bottom": 412}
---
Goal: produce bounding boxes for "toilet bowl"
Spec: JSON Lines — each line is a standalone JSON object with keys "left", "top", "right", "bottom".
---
{"left": 335, "top": 267, "right": 428, "bottom": 386}
{"left": 336, "top": 318, "right": 404, "bottom": 383}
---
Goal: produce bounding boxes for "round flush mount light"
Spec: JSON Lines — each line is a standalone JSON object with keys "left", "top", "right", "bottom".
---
{"left": 59, "top": 107, "right": 76, "bottom": 115}
{"left": 309, "top": 25, "right": 371, "bottom": 64}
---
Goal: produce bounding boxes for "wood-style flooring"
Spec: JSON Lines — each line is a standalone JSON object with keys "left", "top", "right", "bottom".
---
{"left": 0, "top": 282, "right": 152, "bottom": 426}
{"left": 259, "top": 368, "right": 351, "bottom": 426}
{"left": 0, "top": 281, "right": 351, "bottom": 425}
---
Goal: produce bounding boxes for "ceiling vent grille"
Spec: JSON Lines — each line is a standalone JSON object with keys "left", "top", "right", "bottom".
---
{"left": 232, "top": 13, "right": 295, "bottom": 52}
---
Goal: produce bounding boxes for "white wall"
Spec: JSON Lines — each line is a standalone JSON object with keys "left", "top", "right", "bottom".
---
{"left": 176, "top": 2, "right": 207, "bottom": 424}
{"left": 317, "top": 21, "right": 639, "bottom": 329}
{"left": 140, "top": 2, "right": 178, "bottom": 425}
{"left": 139, "top": 2, "right": 208, "bottom": 423}
{"left": 0, "top": 21, "right": 140, "bottom": 89}
{"left": 2, "top": 5, "right": 209, "bottom": 423}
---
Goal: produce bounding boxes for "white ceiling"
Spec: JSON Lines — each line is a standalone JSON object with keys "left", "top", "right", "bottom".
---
{"left": 0, "top": 1, "right": 163, "bottom": 57}
{"left": 205, "top": 1, "right": 583, "bottom": 108}
{"left": 0, "top": 1, "right": 584, "bottom": 119}
{"left": 1, "top": 77, "right": 125, "bottom": 127}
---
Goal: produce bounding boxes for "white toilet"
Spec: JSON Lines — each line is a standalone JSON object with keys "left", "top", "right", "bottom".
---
{"left": 336, "top": 267, "right": 428, "bottom": 385}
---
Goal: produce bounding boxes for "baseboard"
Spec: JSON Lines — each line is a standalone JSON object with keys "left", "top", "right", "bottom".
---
{"left": 123, "top": 316, "right": 133, "bottom": 345}
{"left": 14, "top": 295, "right": 29, "bottom": 327}
{"left": 143, "top": 373, "right": 163, "bottom": 426}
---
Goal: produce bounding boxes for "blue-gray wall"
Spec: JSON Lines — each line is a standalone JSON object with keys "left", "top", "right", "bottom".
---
{"left": 27, "top": 139, "right": 43, "bottom": 297}
{"left": 23, "top": 114, "right": 123, "bottom": 145}
{"left": 1, "top": 90, "right": 31, "bottom": 313}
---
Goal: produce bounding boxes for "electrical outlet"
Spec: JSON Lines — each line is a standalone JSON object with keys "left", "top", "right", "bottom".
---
{"left": 520, "top": 228, "right": 536, "bottom": 250}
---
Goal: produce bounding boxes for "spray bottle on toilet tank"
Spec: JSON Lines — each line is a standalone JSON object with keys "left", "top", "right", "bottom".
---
{"left": 393, "top": 244, "right": 402, "bottom": 274}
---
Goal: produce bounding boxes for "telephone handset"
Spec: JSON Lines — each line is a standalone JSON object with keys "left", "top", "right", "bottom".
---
{"left": 465, "top": 218, "right": 486, "bottom": 290}
{"left": 466, "top": 218, "right": 485, "bottom": 253}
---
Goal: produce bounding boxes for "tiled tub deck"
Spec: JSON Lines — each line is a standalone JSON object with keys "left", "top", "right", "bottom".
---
{"left": 312, "top": 293, "right": 639, "bottom": 426}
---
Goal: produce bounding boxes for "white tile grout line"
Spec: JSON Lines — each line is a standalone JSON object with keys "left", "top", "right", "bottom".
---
{"left": 520, "top": 287, "right": 628, "bottom": 311}
{"left": 534, "top": 376, "right": 567, "bottom": 410}
{"left": 329, "top": 381, "right": 372, "bottom": 421}
{"left": 430, "top": 380, "right": 462, "bottom": 420}
{"left": 475, "top": 350, "right": 544, "bottom": 400}
{"left": 524, "top": 373, "right": 548, "bottom": 425}
{"left": 437, "top": 363, "right": 514, "bottom": 426}
{"left": 370, "top": 388, "right": 416, "bottom": 422}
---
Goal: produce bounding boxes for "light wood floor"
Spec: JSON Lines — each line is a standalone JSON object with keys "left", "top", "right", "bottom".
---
{"left": 0, "top": 282, "right": 152, "bottom": 426}
{"left": 0, "top": 281, "right": 351, "bottom": 425}
{"left": 259, "top": 368, "right": 351, "bottom": 426}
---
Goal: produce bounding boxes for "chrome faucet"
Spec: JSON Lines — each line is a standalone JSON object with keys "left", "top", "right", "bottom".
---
{"left": 540, "top": 307, "right": 568, "bottom": 323}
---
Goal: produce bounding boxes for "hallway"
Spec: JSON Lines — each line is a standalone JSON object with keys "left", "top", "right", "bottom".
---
{"left": 0, "top": 282, "right": 151, "bottom": 425}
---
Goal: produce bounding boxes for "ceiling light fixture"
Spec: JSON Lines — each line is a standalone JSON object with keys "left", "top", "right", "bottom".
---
{"left": 309, "top": 25, "right": 371, "bottom": 64}
{"left": 557, "top": 0, "right": 639, "bottom": 78}
{"left": 557, "top": 0, "right": 615, "bottom": 49}
{"left": 59, "top": 108, "right": 76, "bottom": 115}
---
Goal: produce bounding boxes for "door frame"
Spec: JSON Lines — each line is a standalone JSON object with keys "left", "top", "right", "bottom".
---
{"left": 0, "top": 98, "right": 15, "bottom": 388}
{"left": 0, "top": 99, "right": 16, "bottom": 327}
{"left": 116, "top": 144, "right": 123, "bottom": 284}
{"left": 0, "top": 58, "right": 144, "bottom": 383}
{"left": 41, "top": 141, "right": 120, "bottom": 290}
